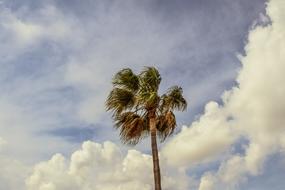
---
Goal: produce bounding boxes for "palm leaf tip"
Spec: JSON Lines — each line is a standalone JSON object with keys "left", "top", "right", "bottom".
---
{"left": 112, "top": 68, "right": 139, "bottom": 92}
{"left": 139, "top": 67, "right": 161, "bottom": 92}
{"left": 105, "top": 88, "right": 135, "bottom": 115}
{"left": 115, "top": 112, "right": 149, "bottom": 145}
{"left": 161, "top": 85, "right": 187, "bottom": 112}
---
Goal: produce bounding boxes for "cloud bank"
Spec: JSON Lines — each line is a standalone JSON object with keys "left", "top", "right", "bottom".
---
{"left": 26, "top": 141, "right": 190, "bottom": 190}
{"left": 164, "top": 0, "right": 285, "bottom": 189}
{"left": 23, "top": 0, "right": 285, "bottom": 189}
{"left": 0, "top": 0, "right": 267, "bottom": 163}
{"left": 0, "top": 0, "right": 284, "bottom": 189}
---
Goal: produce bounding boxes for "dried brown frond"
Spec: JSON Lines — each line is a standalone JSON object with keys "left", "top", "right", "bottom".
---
{"left": 160, "top": 86, "right": 187, "bottom": 112}
{"left": 115, "top": 112, "right": 149, "bottom": 145}
{"left": 156, "top": 111, "right": 176, "bottom": 141}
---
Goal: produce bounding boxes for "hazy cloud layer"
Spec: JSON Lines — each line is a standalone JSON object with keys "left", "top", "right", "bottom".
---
{"left": 20, "top": 1, "right": 285, "bottom": 189}
{"left": 0, "top": 0, "right": 266, "bottom": 163}
{"left": 1, "top": 0, "right": 284, "bottom": 189}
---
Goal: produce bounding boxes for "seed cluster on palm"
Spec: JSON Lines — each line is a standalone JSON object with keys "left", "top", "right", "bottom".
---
{"left": 106, "top": 67, "right": 187, "bottom": 190}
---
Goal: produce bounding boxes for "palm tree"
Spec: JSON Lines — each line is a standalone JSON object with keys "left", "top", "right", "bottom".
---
{"left": 105, "top": 67, "right": 187, "bottom": 190}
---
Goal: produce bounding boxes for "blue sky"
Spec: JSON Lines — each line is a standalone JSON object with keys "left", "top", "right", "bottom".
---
{"left": 0, "top": 0, "right": 285, "bottom": 189}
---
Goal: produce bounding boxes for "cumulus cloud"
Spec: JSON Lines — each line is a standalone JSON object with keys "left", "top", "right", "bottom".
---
{"left": 0, "top": 0, "right": 267, "bottom": 165}
{"left": 162, "top": 102, "right": 237, "bottom": 167}
{"left": 8, "top": 0, "right": 285, "bottom": 187}
{"left": 163, "top": 0, "right": 285, "bottom": 189}
{"left": 0, "top": 0, "right": 281, "bottom": 189}
{"left": 26, "top": 141, "right": 190, "bottom": 190}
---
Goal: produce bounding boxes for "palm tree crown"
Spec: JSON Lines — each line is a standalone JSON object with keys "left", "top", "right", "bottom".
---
{"left": 106, "top": 67, "right": 187, "bottom": 144}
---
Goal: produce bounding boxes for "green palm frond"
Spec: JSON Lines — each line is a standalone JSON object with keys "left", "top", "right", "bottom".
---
{"left": 106, "top": 88, "right": 136, "bottom": 116}
{"left": 156, "top": 111, "right": 176, "bottom": 141}
{"left": 115, "top": 112, "right": 149, "bottom": 145}
{"left": 138, "top": 91, "right": 160, "bottom": 110}
{"left": 112, "top": 68, "right": 139, "bottom": 92}
{"left": 106, "top": 67, "right": 187, "bottom": 146}
{"left": 137, "top": 67, "right": 161, "bottom": 110}
{"left": 139, "top": 67, "right": 161, "bottom": 92}
{"left": 160, "top": 86, "right": 187, "bottom": 112}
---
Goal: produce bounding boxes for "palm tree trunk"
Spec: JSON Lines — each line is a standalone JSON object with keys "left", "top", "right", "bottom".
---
{"left": 149, "top": 111, "right": 162, "bottom": 190}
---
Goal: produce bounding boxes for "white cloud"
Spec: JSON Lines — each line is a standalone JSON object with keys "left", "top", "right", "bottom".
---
{"left": 0, "top": 4, "right": 83, "bottom": 62}
{"left": 162, "top": 102, "right": 237, "bottom": 167}
{"left": 0, "top": 0, "right": 259, "bottom": 168}
{"left": 4, "top": 19, "right": 42, "bottom": 44}
{"left": 163, "top": 0, "right": 285, "bottom": 189}
{"left": 0, "top": 0, "right": 282, "bottom": 189}
{"left": 26, "top": 141, "right": 191, "bottom": 190}
{"left": 5, "top": 5, "right": 75, "bottom": 43}
{"left": 0, "top": 3, "right": 87, "bottom": 163}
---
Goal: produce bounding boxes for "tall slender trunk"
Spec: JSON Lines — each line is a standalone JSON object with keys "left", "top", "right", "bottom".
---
{"left": 149, "top": 110, "right": 162, "bottom": 190}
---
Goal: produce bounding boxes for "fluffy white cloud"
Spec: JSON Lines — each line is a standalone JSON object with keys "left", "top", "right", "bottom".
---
{"left": 26, "top": 141, "right": 190, "bottom": 190}
{"left": 0, "top": 0, "right": 283, "bottom": 189}
{"left": 163, "top": 0, "right": 285, "bottom": 189}
{"left": 162, "top": 102, "right": 237, "bottom": 167}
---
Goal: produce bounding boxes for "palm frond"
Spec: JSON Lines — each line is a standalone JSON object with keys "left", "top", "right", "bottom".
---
{"left": 139, "top": 67, "right": 161, "bottom": 92}
{"left": 137, "top": 67, "right": 161, "bottom": 110}
{"left": 112, "top": 68, "right": 139, "bottom": 92}
{"left": 160, "top": 86, "right": 187, "bottom": 112}
{"left": 114, "top": 112, "right": 149, "bottom": 145}
{"left": 156, "top": 111, "right": 176, "bottom": 141}
{"left": 107, "top": 67, "right": 187, "bottom": 146}
{"left": 138, "top": 91, "right": 160, "bottom": 110}
{"left": 106, "top": 88, "right": 136, "bottom": 116}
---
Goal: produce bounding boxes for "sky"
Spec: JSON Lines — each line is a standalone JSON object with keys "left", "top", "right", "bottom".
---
{"left": 0, "top": 0, "right": 284, "bottom": 189}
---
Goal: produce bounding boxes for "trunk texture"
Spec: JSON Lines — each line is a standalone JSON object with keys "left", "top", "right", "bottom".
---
{"left": 149, "top": 111, "right": 162, "bottom": 190}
